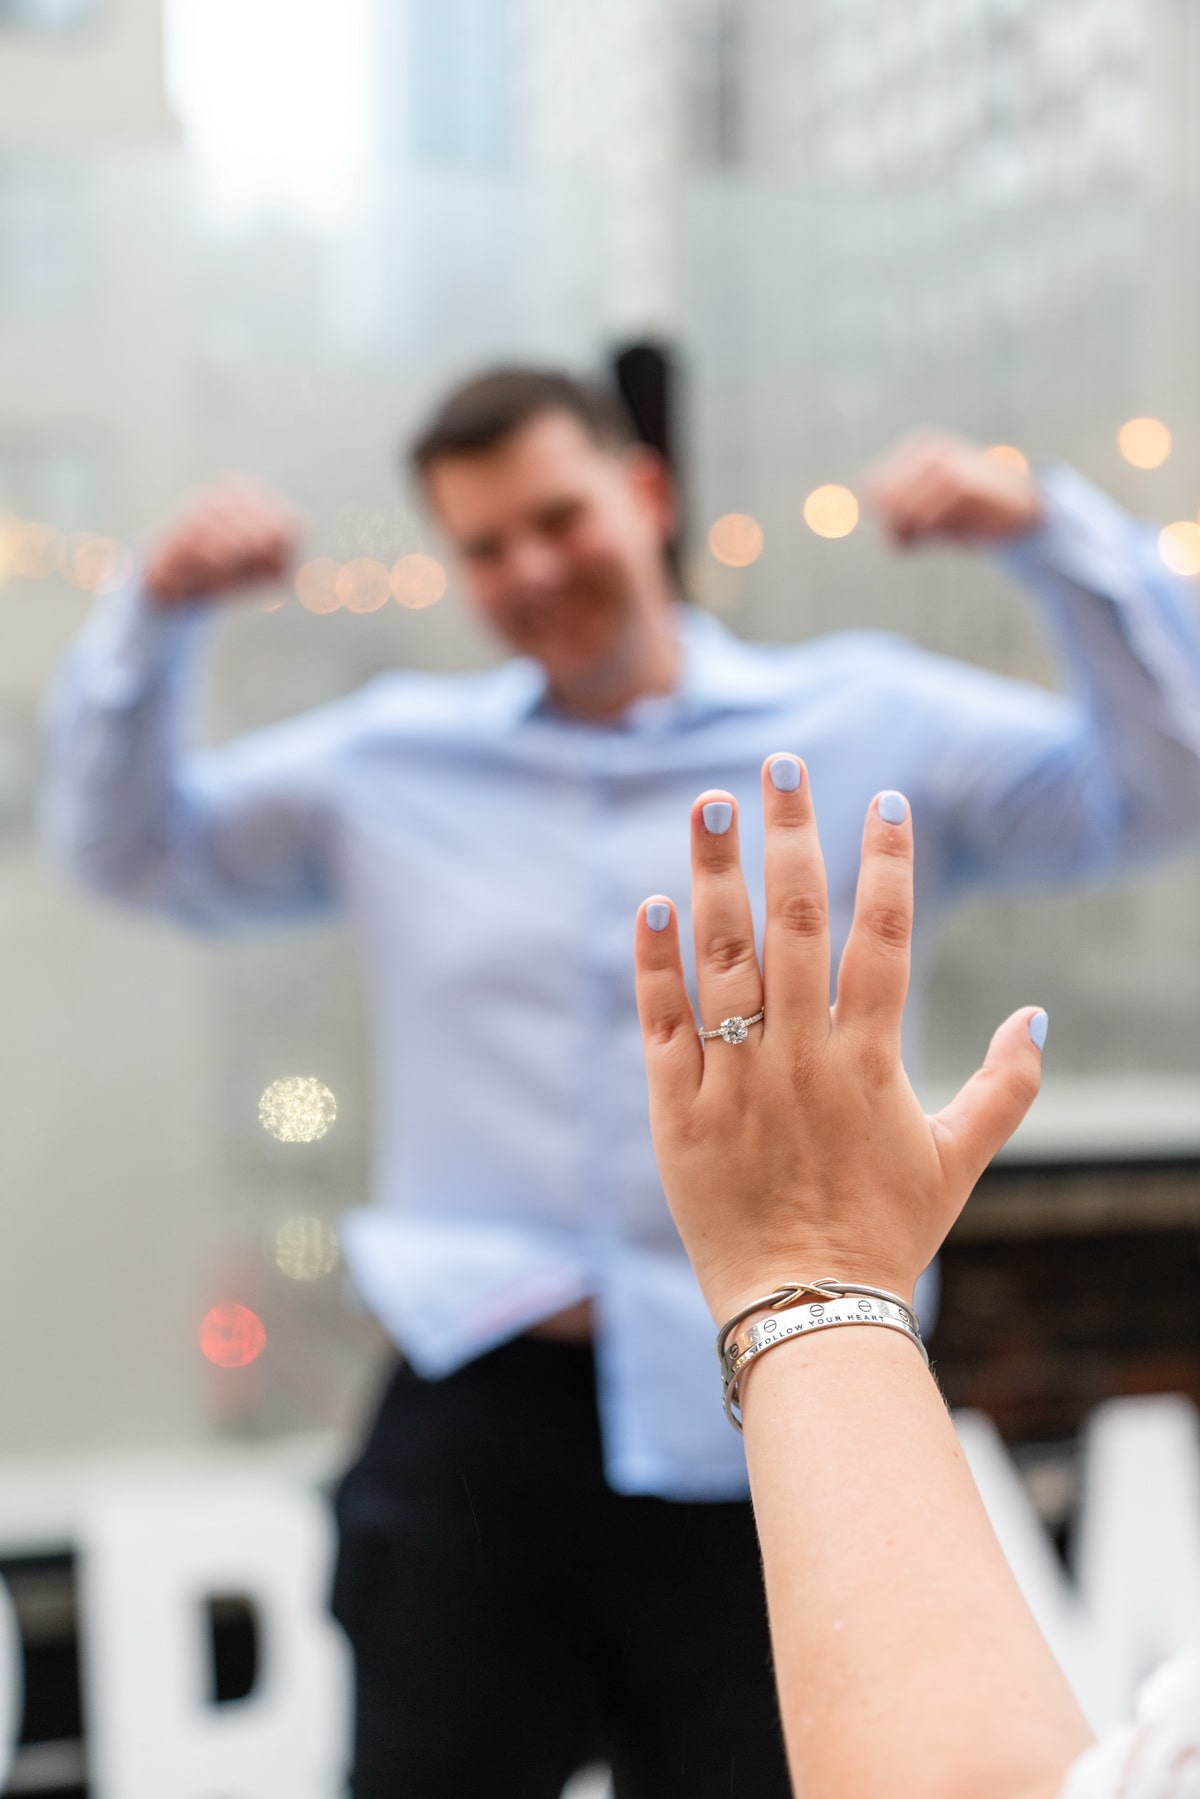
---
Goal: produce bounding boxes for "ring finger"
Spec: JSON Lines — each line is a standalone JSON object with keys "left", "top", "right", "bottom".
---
{"left": 690, "top": 790, "right": 763, "bottom": 1058}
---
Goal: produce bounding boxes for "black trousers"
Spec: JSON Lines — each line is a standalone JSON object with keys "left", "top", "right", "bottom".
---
{"left": 331, "top": 1336, "right": 791, "bottom": 1799}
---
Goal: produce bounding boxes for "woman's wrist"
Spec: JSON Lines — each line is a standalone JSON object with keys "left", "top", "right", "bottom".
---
{"left": 704, "top": 1254, "right": 919, "bottom": 1331}
{"left": 737, "top": 1308, "right": 933, "bottom": 1430}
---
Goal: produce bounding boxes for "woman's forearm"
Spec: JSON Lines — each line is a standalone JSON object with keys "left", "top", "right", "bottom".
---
{"left": 740, "top": 1324, "right": 1094, "bottom": 1799}
{"left": 636, "top": 771, "right": 1095, "bottom": 1795}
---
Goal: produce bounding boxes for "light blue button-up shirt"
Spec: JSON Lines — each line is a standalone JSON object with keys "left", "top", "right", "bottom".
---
{"left": 42, "top": 467, "right": 1200, "bottom": 1497}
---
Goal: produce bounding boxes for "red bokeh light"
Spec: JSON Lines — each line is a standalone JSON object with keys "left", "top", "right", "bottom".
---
{"left": 200, "top": 1303, "right": 266, "bottom": 1369}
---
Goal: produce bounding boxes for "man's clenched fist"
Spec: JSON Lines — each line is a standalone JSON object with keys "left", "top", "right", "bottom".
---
{"left": 865, "top": 430, "right": 1043, "bottom": 549}
{"left": 143, "top": 478, "right": 301, "bottom": 607}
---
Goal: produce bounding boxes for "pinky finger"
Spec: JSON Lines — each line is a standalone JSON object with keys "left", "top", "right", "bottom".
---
{"left": 635, "top": 897, "right": 703, "bottom": 1109}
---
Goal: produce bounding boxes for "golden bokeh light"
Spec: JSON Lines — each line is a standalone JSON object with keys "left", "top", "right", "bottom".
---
{"left": 73, "top": 535, "right": 131, "bottom": 594}
{"left": 985, "top": 444, "right": 1030, "bottom": 474}
{"left": 707, "top": 513, "right": 764, "bottom": 568}
{"left": 274, "top": 1215, "right": 340, "bottom": 1282}
{"left": 390, "top": 552, "right": 447, "bottom": 609}
{"left": 336, "top": 557, "right": 392, "bottom": 614}
{"left": 59, "top": 534, "right": 86, "bottom": 582}
{"left": 4, "top": 519, "right": 62, "bottom": 578}
{"left": 684, "top": 547, "right": 741, "bottom": 612}
{"left": 258, "top": 1076, "right": 338, "bottom": 1144}
{"left": 200, "top": 1303, "right": 266, "bottom": 1369}
{"left": 0, "top": 519, "right": 132, "bottom": 584}
{"left": 1118, "top": 417, "right": 1172, "bottom": 470}
{"left": 294, "top": 558, "right": 342, "bottom": 614}
{"left": 803, "top": 484, "right": 859, "bottom": 540}
{"left": 1158, "top": 521, "right": 1200, "bottom": 578}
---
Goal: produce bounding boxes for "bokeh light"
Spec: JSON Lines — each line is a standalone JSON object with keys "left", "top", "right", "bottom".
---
{"left": 985, "top": 444, "right": 1030, "bottom": 474}
{"left": 72, "top": 535, "right": 132, "bottom": 594}
{"left": 4, "top": 519, "right": 62, "bottom": 578}
{"left": 803, "top": 484, "right": 859, "bottom": 539}
{"left": 685, "top": 547, "right": 741, "bottom": 612}
{"left": 200, "top": 1303, "right": 266, "bottom": 1369}
{"left": 336, "top": 556, "right": 391, "bottom": 613}
{"left": 258, "top": 1076, "right": 337, "bottom": 1143}
{"left": 294, "top": 557, "right": 342, "bottom": 613}
{"left": 273, "top": 1214, "right": 340, "bottom": 1282}
{"left": 390, "top": 552, "right": 447, "bottom": 609}
{"left": 1158, "top": 521, "right": 1200, "bottom": 577}
{"left": 59, "top": 534, "right": 88, "bottom": 583}
{"left": 707, "top": 513, "right": 764, "bottom": 568}
{"left": 1118, "top": 417, "right": 1172, "bottom": 470}
{"left": 0, "top": 519, "right": 134, "bottom": 586}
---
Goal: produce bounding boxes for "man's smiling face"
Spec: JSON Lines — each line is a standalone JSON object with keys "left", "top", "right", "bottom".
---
{"left": 423, "top": 409, "right": 674, "bottom": 691}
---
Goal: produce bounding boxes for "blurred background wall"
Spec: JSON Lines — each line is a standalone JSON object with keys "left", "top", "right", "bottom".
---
{"left": 1, "top": 0, "right": 1198, "bottom": 1466}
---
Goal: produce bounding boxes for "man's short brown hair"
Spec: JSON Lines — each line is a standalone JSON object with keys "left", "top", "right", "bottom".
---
{"left": 409, "top": 366, "right": 638, "bottom": 480}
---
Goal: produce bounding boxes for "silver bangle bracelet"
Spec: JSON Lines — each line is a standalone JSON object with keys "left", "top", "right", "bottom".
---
{"left": 716, "top": 1279, "right": 918, "bottom": 1369}
{"left": 716, "top": 1281, "right": 928, "bottom": 1433}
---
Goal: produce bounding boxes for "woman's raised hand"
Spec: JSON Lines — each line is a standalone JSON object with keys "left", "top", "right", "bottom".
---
{"left": 635, "top": 755, "right": 1047, "bottom": 1325}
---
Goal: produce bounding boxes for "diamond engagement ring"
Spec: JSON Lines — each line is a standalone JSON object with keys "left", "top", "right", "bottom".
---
{"left": 698, "top": 1008, "right": 764, "bottom": 1045}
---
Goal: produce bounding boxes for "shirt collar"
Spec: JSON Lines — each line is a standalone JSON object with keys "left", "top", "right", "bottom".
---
{"left": 483, "top": 604, "right": 773, "bottom": 732}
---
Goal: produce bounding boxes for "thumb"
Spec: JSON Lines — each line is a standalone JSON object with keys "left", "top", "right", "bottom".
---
{"left": 931, "top": 1008, "right": 1046, "bottom": 1195}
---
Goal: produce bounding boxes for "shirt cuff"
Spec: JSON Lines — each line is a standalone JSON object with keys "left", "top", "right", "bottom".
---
{"left": 994, "top": 463, "right": 1151, "bottom": 603}
{"left": 77, "top": 576, "right": 213, "bottom": 709}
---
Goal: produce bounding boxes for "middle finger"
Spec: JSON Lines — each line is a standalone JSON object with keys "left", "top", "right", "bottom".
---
{"left": 761, "top": 754, "right": 831, "bottom": 1040}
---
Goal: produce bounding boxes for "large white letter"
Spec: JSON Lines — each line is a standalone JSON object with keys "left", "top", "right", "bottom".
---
{"left": 956, "top": 1410, "right": 1104, "bottom": 1723}
{"left": 960, "top": 1396, "right": 1200, "bottom": 1734}
{"left": 0, "top": 1574, "right": 21, "bottom": 1785}
{"left": 1075, "top": 1394, "right": 1200, "bottom": 1729}
{"left": 78, "top": 1478, "right": 350, "bottom": 1799}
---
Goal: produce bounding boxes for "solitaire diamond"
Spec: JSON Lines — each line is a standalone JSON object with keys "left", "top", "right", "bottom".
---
{"left": 699, "top": 1006, "right": 764, "bottom": 1044}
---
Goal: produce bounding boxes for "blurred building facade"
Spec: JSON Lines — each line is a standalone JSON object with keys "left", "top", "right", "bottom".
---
{"left": 742, "top": 0, "right": 1148, "bottom": 195}
{"left": 0, "top": 0, "right": 1197, "bottom": 1466}
{"left": 1, "top": 4, "right": 1199, "bottom": 1791}
{"left": 0, "top": 0, "right": 170, "bottom": 143}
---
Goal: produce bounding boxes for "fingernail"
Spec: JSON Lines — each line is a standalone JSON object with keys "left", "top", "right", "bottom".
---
{"left": 878, "top": 791, "right": 907, "bottom": 825}
{"left": 769, "top": 756, "right": 801, "bottom": 792}
{"left": 1029, "top": 1009, "right": 1049, "bottom": 1051}
{"left": 702, "top": 800, "right": 733, "bottom": 835}
{"left": 646, "top": 901, "right": 671, "bottom": 932}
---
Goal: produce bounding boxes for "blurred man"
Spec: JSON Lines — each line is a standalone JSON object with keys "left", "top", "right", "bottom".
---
{"left": 43, "top": 369, "right": 1200, "bottom": 1798}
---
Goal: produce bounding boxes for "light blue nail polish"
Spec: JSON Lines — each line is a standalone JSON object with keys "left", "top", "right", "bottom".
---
{"left": 1029, "top": 1010, "right": 1049, "bottom": 1051}
{"left": 646, "top": 902, "right": 671, "bottom": 932}
{"left": 769, "top": 757, "right": 801, "bottom": 792}
{"left": 702, "top": 801, "right": 733, "bottom": 835}
{"left": 878, "top": 791, "right": 907, "bottom": 825}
